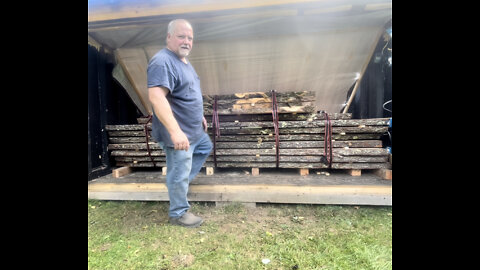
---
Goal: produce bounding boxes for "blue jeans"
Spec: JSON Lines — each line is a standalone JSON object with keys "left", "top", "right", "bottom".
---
{"left": 163, "top": 132, "right": 212, "bottom": 218}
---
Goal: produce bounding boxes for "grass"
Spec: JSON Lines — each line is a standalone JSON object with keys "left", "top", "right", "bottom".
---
{"left": 88, "top": 200, "right": 392, "bottom": 270}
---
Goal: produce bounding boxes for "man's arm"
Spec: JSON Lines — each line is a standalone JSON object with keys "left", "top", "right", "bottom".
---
{"left": 148, "top": 86, "right": 190, "bottom": 151}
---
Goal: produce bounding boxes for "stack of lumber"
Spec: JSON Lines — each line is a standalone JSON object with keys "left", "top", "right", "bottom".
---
{"left": 105, "top": 124, "right": 165, "bottom": 168}
{"left": 105, "top": 90, "right": 391, "bottom": 171}
{"left": 204, "top": 111, "right": 390, "bottom": 170}
{"left": 203, "top": 91, "right": 316, "bottom": 115}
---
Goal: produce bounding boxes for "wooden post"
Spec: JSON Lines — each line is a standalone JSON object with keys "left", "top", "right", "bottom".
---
{"left": 342, "top": 28, "right": 385, "bottom": 113}
{"left": 252, "top": 168, "right": 260, "bottom": 176}
{"left": 162, "top": 167, "right": 167, "bottom": 176}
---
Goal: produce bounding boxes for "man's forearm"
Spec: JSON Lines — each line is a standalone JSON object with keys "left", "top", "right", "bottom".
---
{"left": 148, "top": 86, "right": 190, "bottom": 150}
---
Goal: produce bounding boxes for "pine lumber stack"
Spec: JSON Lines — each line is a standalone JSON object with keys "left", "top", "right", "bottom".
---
{"left": 105, "top": 91, "right": 391, "bottom": 171}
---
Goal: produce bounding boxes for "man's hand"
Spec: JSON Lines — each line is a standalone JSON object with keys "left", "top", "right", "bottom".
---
{"left": 202, "top": 116, "right": 208, "bottom": 132}
{"left": 171, "top": 130, "right": 190, "bottom": 151}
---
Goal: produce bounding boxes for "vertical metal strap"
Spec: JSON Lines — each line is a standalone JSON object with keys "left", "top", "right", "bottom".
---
{"left": 143, "top": 114, "right": 156, "bottom": 168}
{"left": 212, "top": 95, "right": 220, "bottom": 167}
{"left": 271, "top": 90, "right": 280, "bottom": 168}
{"left": 323, "top": 112, "right": 333, "bottom": 168}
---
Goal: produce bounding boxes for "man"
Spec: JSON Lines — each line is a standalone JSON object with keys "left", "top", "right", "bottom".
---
{"left": 147, "top": 19, "right": 212, "bottom": 228}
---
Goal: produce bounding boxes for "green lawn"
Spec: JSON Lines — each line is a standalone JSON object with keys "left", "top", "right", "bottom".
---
{"left": 88, "top": 200, "right": 392, "bottom": 270}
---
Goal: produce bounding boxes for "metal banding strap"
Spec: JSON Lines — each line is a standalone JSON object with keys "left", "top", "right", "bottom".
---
{"left": 324, "top": 112, "right": 333, "bottom": 168}
{"left": 143, "top": 114, "right": 156, "bottom": 168}
{"left": 212, "top": 95, "right": 220, "bottom": 167}
{"left": 271, "top": 90, "right": 280, "bottom": 168}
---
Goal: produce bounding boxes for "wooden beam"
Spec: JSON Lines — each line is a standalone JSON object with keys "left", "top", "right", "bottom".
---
{"left": 112, "top": 64, "right": 149, "bottom": 116}
{"left": 88, "top": 182, "right": 392, "bottom": 206}
{"left": 88, "top": 0, "right": 325, "bottom": 23}
{"left": 114, "top": 48, "right": 151, "bottom": 116}
{"left": 342, "top": 27, "right": 385, "bottom": 113}
{"left": 112, "top": 166, "right": 132, "bottom": 178}
{"left": 373, "top": 169, "right": 392, "bottom": 180}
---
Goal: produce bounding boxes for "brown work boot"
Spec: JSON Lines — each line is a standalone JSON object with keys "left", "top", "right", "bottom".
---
{"left": 169, "top": 211, "right": 204, "bottom": 228}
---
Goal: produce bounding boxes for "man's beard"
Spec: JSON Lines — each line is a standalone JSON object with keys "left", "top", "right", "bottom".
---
{"left": 178, "top": 48, "right": 190, "bottom": 58}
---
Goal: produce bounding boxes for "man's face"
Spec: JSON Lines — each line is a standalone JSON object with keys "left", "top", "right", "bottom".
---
{"left": 167, "top": 22, "right": 193, "bottom": 59}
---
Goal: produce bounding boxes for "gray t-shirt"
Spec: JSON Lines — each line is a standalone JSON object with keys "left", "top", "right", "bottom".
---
{"left": 147, "top": 48, "right": 204, "bottom": 147}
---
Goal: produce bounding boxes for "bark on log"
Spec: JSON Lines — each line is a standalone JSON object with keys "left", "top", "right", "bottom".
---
{"left": 108, "top": 133, "right": 382, "bottom": 143}
{"left": 207, "top": 118, "right": 389, "bottom": 129}
{"left": 139, "top": 112, "right": 351, "bottom": 123}
{"left": 203, "top": 91, "right": 314, "bottom": 103}
{"left": 110, "top": 148, "right": 387, "bottom": 157}
{"left": 214, "top": 148, "right": 388, "bottom": 156}
{"left": 213, "top": 126, "right": 388, "bottom": 135}
{"left": 212, "top": 134, "right": 382, "bottom": 142}
{"left": 118, "top": 118, "right": 388, "bottom": 131}
{"left": 116, "top": 161, "right": 391, "bottom": 169}
{"left": 107, "top": 140, "right": 382, "bottom": 150}
{"left": 205, "top": 155, "right": 388, "bottom": 163}
{"left": 203, "top": 112, "right": 352, "bottom": 122}
{"left": 215, "top": 140, "right": 382, "bottom": 149}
